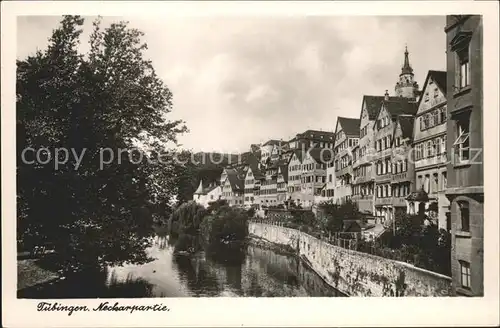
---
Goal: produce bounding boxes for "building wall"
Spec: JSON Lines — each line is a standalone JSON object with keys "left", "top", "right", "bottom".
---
{"left": 249, "top": 222, "right": 452, "bottom": 296}
{"left": 287, "top": 154, "right": 303, "bottom": 204}
{"left": 445, "top": 15, "right": 483, "bottom": 296}
{"left": 244, "top": 168, "right": 257, "bottom": 208}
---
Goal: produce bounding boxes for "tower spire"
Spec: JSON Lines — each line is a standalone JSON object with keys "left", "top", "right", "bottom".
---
{"left": 401, "top": 44, "right": 413, "bottom": 76}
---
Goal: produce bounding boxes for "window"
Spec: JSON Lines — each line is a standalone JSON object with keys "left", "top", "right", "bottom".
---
{"left": 423, "top": 114, "right": 430, "bottom": 129}
{"left": 402, "top": 160, "right": 407, "bottom": 172}
{"left": 458, "top": 201, "right": 470, "bottom": 232}
{"left": 436, "top": 137, "right": 442, "bottom": 154}
{"left": 426, "top": 141, "right": 433, "bottom": 157}
{"left": 454, "top": 114, "right": 470, "bottom": 162}
{"left": 433, "top": 173, "right": 439, "bottom": 193}
{"left": 442, "top": 171, "right": 447, "bottom": 190}
{"left": 458, "top": 47, "right": 470, "bottom": 88}
{"left": 424, "top": 92, "right": 430, "bottom": 102}
{"left": 433, "top": 87, "right": 439, "bottom": 98}
{"left": 424, "top": 175, "right": 430, "bottom": 193}
{"left": 440, "top": 106, "right": 447, "bottom": 124}
{"left": 459, "top": 261, "right": 471, "bottom": 289}
{"left": 415, "top": 143, "right": 422, "bottom": 160}
{"left": 433, "top": 110, "right": 439, "bottom": 126}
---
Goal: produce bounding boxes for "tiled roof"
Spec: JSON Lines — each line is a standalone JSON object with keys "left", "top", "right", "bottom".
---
{"left": 288, "top": 149, "right": 304, "bottom": 163}
{"left": 296, "top": 129, "right": 335, "bottom": 140}
{"left": 226, "top": 169, "right": 245, "bottom": 191}
{"left": 384, "top": 99, "right": 418, "bottom": 117}
{"left": 397, "top": 115, "right": 415, "bottom": 140}
{"left": 278, "top": 164, "right": 289, "bottom": 182}
{"left": 429, "top": 70, "right": 447, "bottom": 93}
{"left": 337, "top": 117, "right": 361, "bottom": 136}
{"left": 262, "top": 139, "right": 281, "bottom": 146}
{"left": 308, "top": 147, "right": 333, "bottom": 164}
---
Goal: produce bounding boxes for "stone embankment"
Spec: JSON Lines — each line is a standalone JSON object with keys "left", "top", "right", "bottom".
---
{"left": 249, "top": 222, "right": 452, "bottom": 297}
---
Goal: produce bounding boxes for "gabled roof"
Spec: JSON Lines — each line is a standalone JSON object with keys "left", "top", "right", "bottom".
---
{"left": 429, "top": 70, "right": 447, "bottom": 93}
{"left": 382, "top": 98, "right": 418, "bottom": 119}
{"left": 278, "top": 164, "right": 289, "bottom": 182}
{"left": 416, "top": 70, "right": 447, "bottom": 111}
{"left": 362, "top": 95, "right": 404, "bottom": 120}
{"left": 194, "top": 180, "right": 219, "bottom": 195}
{"left": 288, "top": 149, "right": 304, "bottom": 164}
{"left": 337, "top": 117, "right": 361, "bottom": 136}
{"left": 225, "top": 168, "right": 245, "bottom": 191}
{"left": 308, "top": 147, "right": 333, "bottom": 164}
{"left": 397, "top": 115, "right": 415, "bottom": 140}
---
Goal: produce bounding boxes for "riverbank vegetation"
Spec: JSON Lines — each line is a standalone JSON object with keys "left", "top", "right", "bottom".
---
{"left": 17, "top": 16, "right": 187, "bottom": 275}
{"left": 264, "top": 201, "right": 451, "bottom": 276}
{"left": 167, "top": 200, "right": 251, "bottom": 254}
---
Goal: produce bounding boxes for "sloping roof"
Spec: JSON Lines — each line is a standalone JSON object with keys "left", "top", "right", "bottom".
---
{"left": 384, "top": 99, "right": 418, "bottom": 118}
{"left": 397, "top": 115, "right": 415, "bottom": 140}
{"left": 262, "top": 139, "right": 281, "bottom": 146}
{"left": 278, "top": 164, "right": 289, "bottom": 182}
{"left": 363, "top": 95, "right": 402, "bottom": 120}
{"left": 296, "top": 129, "right": 335, "bottom": 140}
{"left": 288, "top": 149, "right": 304, "bottom": 163}
{"left": 226, "top": 169, "right": 245, "bottom": 192}
{"left": 194, "top": 180, "right": 219, "bottom": 195}
{"left": 308, "top": 147, "right": 333, "bottom": 164}
{"left": 337, "top": 117, "right": 360, "bottom": 136}
{"left": 429, "top": 70, "right": 447, "bottom": 93}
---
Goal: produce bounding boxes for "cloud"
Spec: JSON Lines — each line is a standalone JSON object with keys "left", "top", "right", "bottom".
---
{"left": 17, "top": 15, "right": 446, "bottom": 153}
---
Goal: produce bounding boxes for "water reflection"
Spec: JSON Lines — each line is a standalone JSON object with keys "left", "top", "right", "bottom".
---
{"left": 18, "top": 236, "right": 344, "bottom": 298}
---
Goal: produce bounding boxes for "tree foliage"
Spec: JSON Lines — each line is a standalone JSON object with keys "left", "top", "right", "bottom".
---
{"left": 17, "top": 16, "right": 187, "bottom": 272}
{"left": 200, "top": 205, "right": 249, "bottom": 247}
{"left": 317, "top": 200, "right": 361, "bottom": 233}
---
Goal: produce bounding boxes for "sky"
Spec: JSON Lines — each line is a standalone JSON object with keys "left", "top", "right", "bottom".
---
{"left": 17, "top": 15, "right": 446, "bottom": 154}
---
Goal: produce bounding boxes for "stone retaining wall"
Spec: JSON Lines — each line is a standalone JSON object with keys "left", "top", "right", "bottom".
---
{"left": 249, "top": 222, "right": 452, "bottom": 297}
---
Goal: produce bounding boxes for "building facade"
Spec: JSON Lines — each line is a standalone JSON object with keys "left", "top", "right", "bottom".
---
{"left": 220, "top": 168, "right": 245, "bottom": 206}
{"left": 333, "top": 117, "right": 360, "bottom": 204}
{"left": 413, "top": 70, "right": 450, "bottom": 230}
{"left": 300, "top": 148, "right": 330, "bottom": 209}
{"left": 372, "top": 97, "right": 417, "bottom": 224}
{"left": 445, "top": 15, "right": 483, "bottom": 296}
{"left": 287, "top": 150, "right": 304, "bottom": 205}
{"left": 193, "top": 180, "right": 222, "bottom": 208}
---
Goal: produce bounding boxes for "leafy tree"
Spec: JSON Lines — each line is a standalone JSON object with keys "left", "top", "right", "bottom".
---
{"left": 200, "top": 205, "right": 249, "bottom": 247}
{"left": 318, "top": 200, "right": 360, "bottom": 233}
{"left": 168, "top": 201, "right": 207, "bottom": 237}
{"left": 206, "top": 199, "right": 229, "bottom": 214}
{"left": 17, "top": 16, "right": 187, "bottom": 273}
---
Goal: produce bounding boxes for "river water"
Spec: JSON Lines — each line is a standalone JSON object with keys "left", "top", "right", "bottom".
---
{"left": 19, "top": 237, "right": 344, "bottom": 298}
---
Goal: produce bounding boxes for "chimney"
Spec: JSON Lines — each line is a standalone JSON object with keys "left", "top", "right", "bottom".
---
{"left": 384, "top": 90, "right": 389, "bottom": 101}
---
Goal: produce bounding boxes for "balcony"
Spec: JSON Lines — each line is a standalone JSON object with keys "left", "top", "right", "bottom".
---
{"left": 392, "top": 196, "right": 407, "bottom": 207}
{"left": 336, "top": 165, "right": 353, "bottom": 178}
{"left": 375, "top": 173, "right": 392, "bottom": 183}
{"left": 353, "top": 175, "right": 373, "bottom": 185}
{"left": 392, "top": 171, "right": 412, "bottom": 183}
{"left": 375, "top": 197, "right": 393, "bottom": 206}
{"left": 415, "top": 154, "right": 447, "bottom": 169}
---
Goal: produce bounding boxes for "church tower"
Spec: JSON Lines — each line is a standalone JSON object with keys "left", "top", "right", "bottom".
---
{"left": 394, "top": 46, "right": 419, "bottom": 99}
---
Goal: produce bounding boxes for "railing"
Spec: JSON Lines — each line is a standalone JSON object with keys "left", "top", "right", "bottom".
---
{"left": 392, "top": 172, "right": 411, "bottom": 183}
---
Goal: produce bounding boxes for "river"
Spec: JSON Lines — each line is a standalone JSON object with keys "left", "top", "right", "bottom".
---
{"left": 18, "top": 237, "right": 344, "bottom": 298}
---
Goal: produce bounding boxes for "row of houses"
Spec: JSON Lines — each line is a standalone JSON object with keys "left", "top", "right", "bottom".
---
{"left": 193, "top": 15, "right": 483, "bottom": 296}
